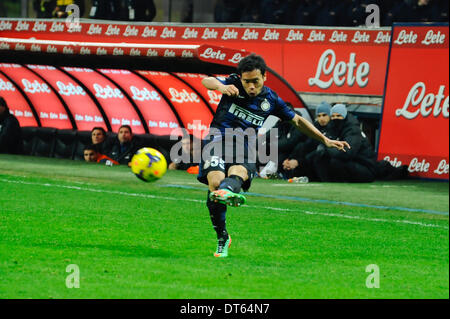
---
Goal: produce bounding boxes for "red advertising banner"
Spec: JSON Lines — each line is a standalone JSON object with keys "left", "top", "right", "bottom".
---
{"left": 174, "top": 72, "right": 221, "bottom": 112}
{"left": 0, "top": 19, "right": 391, "bottom": 96}
{"left": 0, "top": 63, "right": 72, "bottom": 129}
{"left": 0, "top": 72, "right": 37, "bottom": 127}
{"left": 377, "top": 24, "right": 449, "bottom": 180}
{"left": 98, "top": 69, "right": 181, "bottom": 136}
{"left": 198, "top": 45, "right": 250, "bottom": 68}
{"left": 138, "top": 71, "right": 213, "bottom": 138}
{"left": 26, "top": 64, "right": 106, "bottom": 131}
{"left": 283, "top": 40, "right": 389, "bottom": 95}
{"left": 63, "top": 67, "right": 145, "bottom": 133}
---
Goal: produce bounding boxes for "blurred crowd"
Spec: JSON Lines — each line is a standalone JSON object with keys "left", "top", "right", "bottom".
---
{"left": 20, "top": 0, "right": 448, "bottom": 25}
{"left": 215, "top": 0, "right": 449, "bottom": 26}
{"left": 33, "top": 0, "right": 156, "bottom": 21}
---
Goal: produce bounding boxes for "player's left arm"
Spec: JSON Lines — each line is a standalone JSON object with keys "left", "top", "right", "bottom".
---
{"left": 291, "top": 114, "right": 350, "bottom": 152}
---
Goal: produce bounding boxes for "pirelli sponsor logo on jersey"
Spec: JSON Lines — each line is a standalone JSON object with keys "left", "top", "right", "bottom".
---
{"left": 229, "top": 103, "right": 264, "bottom": 126}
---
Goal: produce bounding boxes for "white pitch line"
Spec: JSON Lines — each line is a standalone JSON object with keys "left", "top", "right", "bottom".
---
{"left": 1, "top": 178, "right": 448, "bottom": 230}
{"left": 271, "top": 183, "right": 322, "bottom": 187}
{"left": 303, "top": 211, "right": 448, "bottom": 229}
{"left": 368, "top": 185, "right": 418, "bottom": 188}
{"left": 1, "top": 178, "right": 204, "bottom": 204}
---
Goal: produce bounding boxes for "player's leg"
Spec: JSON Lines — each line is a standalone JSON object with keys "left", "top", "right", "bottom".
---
{"left": 224, "top": 165, "right": 248, "bottom": 191}
{"left": 207, "top": 171, "right": 227, "bottom": 239}
{"left": 206, "top": 170, "right": 232, "bottom": 257}
{"left": 209, "top": 165, "right": 248, "bottom": 207}
{"left": 197, "top": 138, "right": 233, "bottom": 257}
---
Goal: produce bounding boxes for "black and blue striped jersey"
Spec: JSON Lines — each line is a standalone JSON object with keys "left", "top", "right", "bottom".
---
{"left": 210, "top": 74, "right": 296, "bottom": 134}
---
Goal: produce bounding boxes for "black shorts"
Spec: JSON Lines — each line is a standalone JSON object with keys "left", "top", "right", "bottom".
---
{"left": 197, "top": 137, "right": 257, "bottom": 191}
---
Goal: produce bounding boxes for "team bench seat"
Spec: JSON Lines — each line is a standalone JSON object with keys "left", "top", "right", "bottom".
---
{"left": 20, "top": 127, "right": 176, "bottom": 164}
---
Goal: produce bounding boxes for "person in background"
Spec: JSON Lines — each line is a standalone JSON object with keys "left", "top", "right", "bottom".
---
{"left": 181, "top": 0, "right": 194, "bottom": 22}
{"left": 214, "top": 0, "right": 242, "bottom": 22}
{"left": 53, "top": 0, "right": 85, "bottom": 18}
{"left": 275, "top": 110, "right": 308, "bottom": 177}
{"left": 314, "top": 0, "right": 342, "bottom": 26}
{"left": 0, "top": 1, "right": 7, "bottom": 17}
{"left": 410, "top": 0, "right": 439, "bottom": 23}
{"left": 33, "top": 0, "right": 84, "bottom": 19}
{"left": 240, "top": 0, "right": 261, "bottom": 22}
{"left": 260, "top": 0, "right": 293, "bottom": 24}
{"left": 168, "top": 134, "right": 201, "bottom": 172}
{"left": 280, "top": 101, "right": 332, "bottom": 180}
{"left": 89, "top": 0, "right": 121, "bottom": 20}
{"left": 106, "top": 125, "right": 142, "bottom": 166}
{"left": 310, "top": 104, "right": 376, "bottom": 182}
{"left": 0, "top": 97, "right": 23, "bottom": 155}
{"left": 84, "top": 144, "right": 119, "bottom": 165}
{"left": 123, "top": 0, "right": 156, "bottom": 21}
{"left": 91, "top": 127, "right": 108, "bottom": 154}
{"left": 34, "top": 0, "right": 55, "bottom": 18}
{"left": 433, "top": 0, "right": 449, "bottom": 22}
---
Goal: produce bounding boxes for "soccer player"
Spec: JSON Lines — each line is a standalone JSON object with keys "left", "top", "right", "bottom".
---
{"left": 199, "top": 54, "right": 350, "bottom": 258}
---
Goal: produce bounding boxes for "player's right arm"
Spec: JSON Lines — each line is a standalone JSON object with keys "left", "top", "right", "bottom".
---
{"left": 202, "top": 77, "right": 239, "bottom": 97}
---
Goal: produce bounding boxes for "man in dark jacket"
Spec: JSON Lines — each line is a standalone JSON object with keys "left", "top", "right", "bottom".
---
{"left": 280, "top": 101, "right": 332, "bottom": 179}
{"left": 311, "top": 104, "right": 376, "bottom": 182}
{"left": 105, "top": 125, "right": 142, "bottom": 166}
{"left": 89, "top": 0, "right": 121, "bottom": 20}
{"left": 90, "top": 126, "right": 109, "bottom": 155}
{"left": 0, "top": 97, "right": 23, "bottom": 155}
{"left": 127, "top": 0, "right": 156, "bottom": 21}
{"left": 276, "top": 112, "right": 308, "bottom": 171}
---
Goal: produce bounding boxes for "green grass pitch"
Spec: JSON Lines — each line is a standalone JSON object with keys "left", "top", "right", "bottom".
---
{"left": 0, "top": 154, "right": 448, "bottom": 299}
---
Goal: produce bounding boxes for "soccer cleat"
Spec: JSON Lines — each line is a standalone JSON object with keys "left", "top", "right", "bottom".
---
{"left": 209, "top": 189, "right": 246, "bottom": 207}
{"left": 214, "top": 235, "right": 232, "bottom": 258}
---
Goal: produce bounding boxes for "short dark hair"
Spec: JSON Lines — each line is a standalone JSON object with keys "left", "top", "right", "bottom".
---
{"left": 91, "top": 127, "right": 106, "bottom": 135}
{"left": 84, "top": 144, "right": 100, "bottom": 153}
{"left": 237, "top": 54, "right": 267, "bottom": 76}
{"left": 0, "top": 96, "right": 7, "bottom": 108}
{"left": 119, "top": 125, "right": 132, "bottom": 135}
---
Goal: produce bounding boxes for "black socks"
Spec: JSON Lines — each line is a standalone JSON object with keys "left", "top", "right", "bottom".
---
{"left": 207, "top": 191, "right": 228, "bottom": 240}
{"left": 207, "top": 176, "right": 244, "bottom": 240}
{"left": 219, "top": 175, "right": 244, "bottom": 193}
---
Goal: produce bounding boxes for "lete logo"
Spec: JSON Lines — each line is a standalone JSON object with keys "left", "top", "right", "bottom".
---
{"left": 93, "top": 84, "right": 124, "bottom": 99}
{"left": 169, "top": 88, "right": 200, "bottom": 103}
{"left": 308, "top": 49, "right": 370, "bottom": 89}
{"left": 200, "top": 48, "right": 226, "bottom": 60}
{"left": 395, "top": 82, "right": 449, "bottom": 119}
{"left": 0, "top": 78, "right": 15, "bottom": 91}
{"left": 22, "top": 79, "right": 51, "bottom": 94}
{"left": 130, "top": 86, "right": 161, "bottom": 101}
{"left": 57, "top": 81, "right": 86, "bottom": 96}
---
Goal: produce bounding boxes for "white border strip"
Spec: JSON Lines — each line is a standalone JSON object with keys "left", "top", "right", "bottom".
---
{"left": 0, "top": 37, "right": 200, "bottom": 49}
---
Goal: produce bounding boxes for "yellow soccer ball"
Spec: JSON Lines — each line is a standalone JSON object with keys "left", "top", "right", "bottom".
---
{"left": 131, "top": 147, "right": 167, "bottom": 182}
